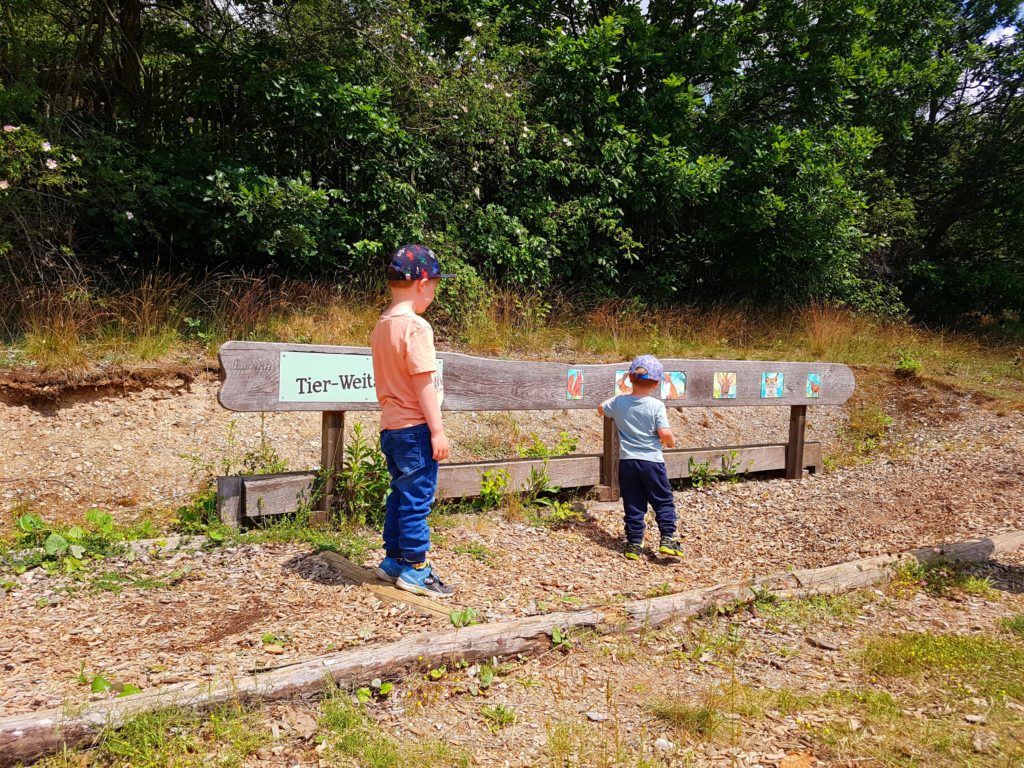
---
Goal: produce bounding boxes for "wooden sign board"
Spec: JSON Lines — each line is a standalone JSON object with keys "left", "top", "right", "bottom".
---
{"left": 219, "top": 341, "right": 855, "bottom": 413}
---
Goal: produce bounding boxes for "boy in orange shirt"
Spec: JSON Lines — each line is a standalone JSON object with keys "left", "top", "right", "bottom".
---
{"left": 370, "top": 244, "right": 455, "bottom": 597}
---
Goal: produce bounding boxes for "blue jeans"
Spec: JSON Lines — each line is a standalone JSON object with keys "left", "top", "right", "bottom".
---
{"left": 620, "top": 459, "right": 677, "bottom": 544}
{"left": 379, "top": 423, "right": 437, "bottom": 564}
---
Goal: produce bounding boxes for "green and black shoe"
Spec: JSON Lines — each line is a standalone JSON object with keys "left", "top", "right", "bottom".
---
{"left": 624, "top": 542, "right": 644, "bottom": 561}
{"left": 658, "top": 537, "right": 685, "bottom": 558}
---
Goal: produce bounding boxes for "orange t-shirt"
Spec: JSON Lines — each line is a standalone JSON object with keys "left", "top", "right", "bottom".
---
{"left": 370, "top": 313, "right": 438, "bottom": 430}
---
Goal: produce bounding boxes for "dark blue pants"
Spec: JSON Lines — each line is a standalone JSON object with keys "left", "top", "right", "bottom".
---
{"left": 379, "top": 423, "right": 437, "bottom": 564}
{"left": 620, "top": 459, "right": 676, "bottom": 544}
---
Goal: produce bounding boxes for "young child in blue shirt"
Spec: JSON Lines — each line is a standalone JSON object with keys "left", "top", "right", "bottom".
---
{"left": 599, "top": 355, "right": 685, "bottom": 561}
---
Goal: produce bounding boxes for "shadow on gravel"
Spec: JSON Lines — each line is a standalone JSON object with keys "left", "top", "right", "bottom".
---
{"left": 281, "top": 552, "right": 351, "bottom": 586}
{"left": 575, "top": 515, "right": 627, "bottom": 556}
{"left": 969, "top": 559, "right": 1024, "bottom": 595}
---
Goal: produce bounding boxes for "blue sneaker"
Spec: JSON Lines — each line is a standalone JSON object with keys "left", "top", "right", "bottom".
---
{"left": 395, "top": 563, "right": 455, "bottom": 598}
{"left": 375, "top": 556, "right": 406, "bottom": 583}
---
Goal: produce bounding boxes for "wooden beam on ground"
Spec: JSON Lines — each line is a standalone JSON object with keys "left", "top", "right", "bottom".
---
{"left": 317, "top": 552, "right": 457, "bottom": 619}
{"left": 0, "top": 609, "right": 608, "bottom": 768}
{"left": 622, "top": 531, "right": 1024, "bottom": 628}
{"left": 4, "top": 530, "right": 1022, "bottom": 767}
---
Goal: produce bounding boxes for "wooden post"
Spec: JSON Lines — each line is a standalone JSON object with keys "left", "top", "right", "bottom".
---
{"left": 596, "top": 416, "right": 621, "bottom": 501}
{"left": 785, "top": 405, "right": 807, "bottom": 480}
{"left": 318, "top": 411, "right": 346, "bottom": 523}
{"left": 216, "top": 476, "right": 243, "bottom": 527}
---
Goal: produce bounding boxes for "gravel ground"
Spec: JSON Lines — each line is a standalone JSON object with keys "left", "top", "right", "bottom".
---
{"left": 2, "top": 370, "right": 1023, "bottom": 728}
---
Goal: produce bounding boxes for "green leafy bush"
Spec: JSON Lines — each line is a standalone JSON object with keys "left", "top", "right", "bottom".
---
{"left": 334, "top": 422, "right": 390, "bottom": 527}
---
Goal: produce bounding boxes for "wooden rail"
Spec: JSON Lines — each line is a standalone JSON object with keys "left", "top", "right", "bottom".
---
{"left": 216, "top": 342, "right": 853, "bottom": 523}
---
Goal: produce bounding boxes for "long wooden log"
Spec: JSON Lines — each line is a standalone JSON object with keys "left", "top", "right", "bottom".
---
{"left": 5, "top": 531, "right": 1022, "bottom": 766}
{"left": 622, "top": 531, "right": 1024, "bottom": 628}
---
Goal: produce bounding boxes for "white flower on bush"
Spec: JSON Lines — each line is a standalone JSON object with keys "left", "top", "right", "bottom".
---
{"left": 125, "top": 211, "right": 135, "bottom": 221}
{"left": 186, "top": 116, "right": 195, "bottom": 124}
{"left": 0, "top": 180, "right": 9, "bottom": 190}
{"left": 3, "top": 125, "right": 18, "bottom": 133}
{"left": 45, "top": 158, "right": 58, "bottom": 170}
{"left": 562, "top": 137, "right": 572, "bottom": 146}
{"left": 475, "top": 21, "right": 483, "bottom": 28}
{"left": 484, "top": 82, "right": 494, "bottom": 90}
{"left": 41, "top": 141, "right": 52, "bottom": 152}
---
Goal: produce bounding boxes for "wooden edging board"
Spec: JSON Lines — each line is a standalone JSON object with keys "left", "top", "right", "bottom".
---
{"left": 316, "top": 551, "right": 457, "bottom": 619}
{"left": 219, "top": 442, "right": 822, "bottom": 520}
{"left": 10, "top": 530, "right": 1017, "bottom": 767}
{"left": 218, "top": 341, "right": 855, "bottom": 412}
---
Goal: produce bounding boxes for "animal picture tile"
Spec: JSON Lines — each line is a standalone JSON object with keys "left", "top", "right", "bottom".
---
{"left": 614, "top": 370, "right": 632, "bottom": 395}
{"left": 566, "top": 369, "right": 584, "bottom": 400}
{"left": 713, "top": 371, "right": 737, "bottom": 399}
{"left": 806, "top": 373, "right": 822, "bottom": 398}
{"left": 760, "top": 371, "right": 784, "bottom": 398}
{"left": 661, "top": 371, "right": 686, "bottom": 400}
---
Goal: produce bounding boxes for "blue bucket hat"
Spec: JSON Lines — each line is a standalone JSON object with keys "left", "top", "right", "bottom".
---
{"left": 629, "top": 354, "right": 664, "bottom": 382}
{"left": 386, "top": 244, "right": 455, "bottom": 281}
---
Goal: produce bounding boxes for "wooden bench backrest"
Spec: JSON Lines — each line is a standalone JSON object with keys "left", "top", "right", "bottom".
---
{"left": 218, "top": 341, "right": 855, "bottom": 412}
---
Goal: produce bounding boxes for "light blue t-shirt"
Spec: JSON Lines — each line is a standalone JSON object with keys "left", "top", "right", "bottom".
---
{"left": 603, "top": 394, "right": 670, "bottom": 462}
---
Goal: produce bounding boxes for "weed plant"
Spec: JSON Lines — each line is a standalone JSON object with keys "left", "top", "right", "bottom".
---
{"left": 889, "top": 558, "right": 995, "bottom": 598}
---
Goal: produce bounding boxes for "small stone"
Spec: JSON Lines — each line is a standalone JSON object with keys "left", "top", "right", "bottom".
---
{"left": 585, "top": 711, "right": 609, "bottom": 722}
{"left": 973, "top": 732, "right": 998, "bottom": 754}
{"left": 654, "top": 737, "right": 674, "bottom": 752}
{"left": 964, "top": 713, "right": 987, "bottom": 725}
{"left": 805, "top": 635, "right": 839, "bottom": 651}
{"left": 263, "top": 644, "right": 285, "bottom": 655}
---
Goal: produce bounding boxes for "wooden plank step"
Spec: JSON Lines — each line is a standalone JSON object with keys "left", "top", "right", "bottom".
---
{"left": 318, "top": 551, "right": 458, "bottom": 620}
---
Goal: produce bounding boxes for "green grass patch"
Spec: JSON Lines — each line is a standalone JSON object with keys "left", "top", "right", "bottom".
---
{"left": 480, "top": 703, "right": 517, "bottom": 733}
{"left": 863, "top": 632, "right": 1024, "bottom": 700}
{"left": 889, "top": 558, "right": 996, "bottom": 598}
{"left": 1001, "top": 614, "right": 1024, "bottom": 637}
{"left": 452, "top": 540, "right": 494, "bottom": 563}
{"left": 649, "top": 699, "right": 725, "bottom": 740}
{"left": 319, "top": 691, "right": 470, "bottom": 767}
{"left": 34, "top": 703, "right": 270, "bottom": 768}
{"left": 88, "top": 569, "right": 171, "bottom": 593}
{"left": 754, "top": 591, "right": 862, "bottom": 627}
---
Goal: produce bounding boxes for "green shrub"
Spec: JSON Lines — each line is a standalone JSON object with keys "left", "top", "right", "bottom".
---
{"left": 334, "top": 422, "right": 390, "bottom": 527}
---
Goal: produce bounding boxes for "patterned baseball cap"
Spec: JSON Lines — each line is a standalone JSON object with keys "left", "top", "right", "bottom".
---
{"left": 386, "top": 244, "right": 455, "bottom": 280}
{"left": 629, "top": 354, "right": 664, "bottom": 382}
